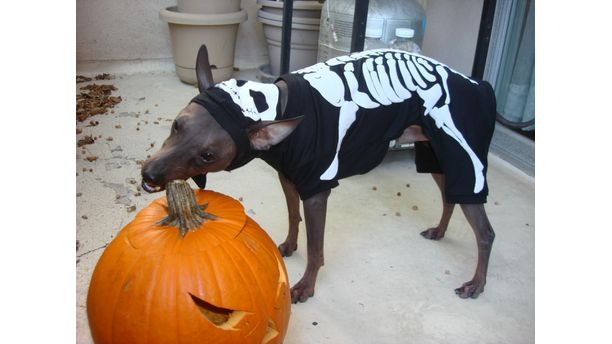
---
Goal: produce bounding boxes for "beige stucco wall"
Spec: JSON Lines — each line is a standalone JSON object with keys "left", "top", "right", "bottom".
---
{"left": 421, "top": 0, "right": 484, "bottom": 75}
{"left": 76, "top": 0, "right": 174, "bottom": 61}
{"left": 76, "top": 0, "right": 483, "bottom": 73}
{"left": 76, "top": 0, "right": 268, "bottom": 68}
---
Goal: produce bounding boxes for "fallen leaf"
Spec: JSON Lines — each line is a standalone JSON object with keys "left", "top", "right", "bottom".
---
{"left": 95, "top": 73, "right": 113, "bottom": 80}
{"left": 76, "top": 83, "right": 121, "bottom": 122}
{"left": 77, "top": 135, "right": 95, "bottom": 147}
{"left": 76, "top": 75, "right": 92, "bottom": 83}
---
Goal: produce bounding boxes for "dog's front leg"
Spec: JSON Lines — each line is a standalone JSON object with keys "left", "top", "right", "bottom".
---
{"left": 290, "top": 189, "right": 331, "bottom": 303}
{"left": 278, "top": 173, "right": 301, "bottom": 257}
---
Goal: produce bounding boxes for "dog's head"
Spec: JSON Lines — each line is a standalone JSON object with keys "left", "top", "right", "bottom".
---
{"left": 141, "top": 45, "right": 301, "bottom": 193}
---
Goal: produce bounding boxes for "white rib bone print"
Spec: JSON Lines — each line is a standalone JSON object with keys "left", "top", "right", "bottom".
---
{"left": 294, "top": 49, "right": 485, "bottom": 193}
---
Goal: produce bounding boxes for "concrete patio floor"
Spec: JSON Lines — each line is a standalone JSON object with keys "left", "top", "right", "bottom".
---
{"left": 76, "top": 66, "right": 534, "bottom": 344}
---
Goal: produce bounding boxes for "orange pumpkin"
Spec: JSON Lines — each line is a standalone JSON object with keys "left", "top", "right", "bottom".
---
{"left": 87, "top": 181, "right": 291, "bottom": 344}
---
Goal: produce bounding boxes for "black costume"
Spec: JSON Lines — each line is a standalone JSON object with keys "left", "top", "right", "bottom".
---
{"left": 192, "top": 49, "right": 496, "bottom": 203}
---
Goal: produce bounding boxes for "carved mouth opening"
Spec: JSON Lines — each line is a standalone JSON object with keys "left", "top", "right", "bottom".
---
{"left": 189, "top": 293, "right": 252, "bottom": 331}
{"left": 190, "top": 293, "right": 233, "bottom": 325}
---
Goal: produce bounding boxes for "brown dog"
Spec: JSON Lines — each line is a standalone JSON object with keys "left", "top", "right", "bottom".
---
{"left": 142, "top": 45, "right": 496, "bottom": 303}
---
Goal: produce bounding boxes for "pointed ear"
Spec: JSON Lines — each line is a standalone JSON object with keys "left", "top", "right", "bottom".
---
{"left": 196, "top": 45, "right": 215, "bottom": 92}
{"left": 247, "top": 116, "right": 304, "bottom": 150}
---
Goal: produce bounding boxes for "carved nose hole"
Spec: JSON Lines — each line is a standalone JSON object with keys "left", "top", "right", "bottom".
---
{"left": 189, "top": 293, "right": 233, "bottom": 325}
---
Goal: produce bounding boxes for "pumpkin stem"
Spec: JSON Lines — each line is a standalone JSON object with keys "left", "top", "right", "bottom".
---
{"left": 157, "top": 180, "right": 217, "bottom": 237}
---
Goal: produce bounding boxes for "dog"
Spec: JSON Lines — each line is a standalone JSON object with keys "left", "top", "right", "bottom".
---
{"left": 142, "top": 45, "right": 496, "bottom": 303}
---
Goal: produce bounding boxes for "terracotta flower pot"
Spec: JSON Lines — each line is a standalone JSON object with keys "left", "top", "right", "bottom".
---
{"left": 160, "top": 6, "right": 248, "bottom": 84}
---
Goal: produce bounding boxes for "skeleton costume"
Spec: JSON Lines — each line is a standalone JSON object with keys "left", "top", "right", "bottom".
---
{"left": 192, "top": 49, "right": 496, "bottom": 203}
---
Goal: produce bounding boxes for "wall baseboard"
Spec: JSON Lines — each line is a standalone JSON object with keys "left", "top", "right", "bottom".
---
{"left": 76, "top": 58, "right": 175, "bottom": 76}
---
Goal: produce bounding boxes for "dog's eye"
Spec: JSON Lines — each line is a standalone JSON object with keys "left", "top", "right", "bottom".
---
{"left": 200, "top": 152, "right": 215, "bottom": 163}
{"left": 172, "top": 120, "right": 179, "bottom": 133}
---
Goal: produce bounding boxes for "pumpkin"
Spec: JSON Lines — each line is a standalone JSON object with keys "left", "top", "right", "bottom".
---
{"left": 87, "top": 181, "right": 291, "bottom": 344}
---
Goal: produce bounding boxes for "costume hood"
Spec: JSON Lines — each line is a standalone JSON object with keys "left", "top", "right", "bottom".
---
{"left": 190, "top": 79, "right": 280, "bottom": 171}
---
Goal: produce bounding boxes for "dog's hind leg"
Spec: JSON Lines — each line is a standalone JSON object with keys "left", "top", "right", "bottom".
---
{"left": 278, "top": 172, "right": 301, "bottom": 257}
{"left": 420, "top": 173, "right": 455, "bottom": 240}
{"left": 455, "top": 203, "right": 495, "bottom": 299}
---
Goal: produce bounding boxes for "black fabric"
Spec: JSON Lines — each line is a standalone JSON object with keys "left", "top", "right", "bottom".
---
{"left": 266, "top": 52, "right": 496, "bottom": 203}
{"left": 190, "top": 88, "right": 258, "bottom": 171}
{"left": 415, "top": 141, "right": 443, "bottom": 174}
{"left": 191, "top": 50, "right": 496, "bottom": 204}
{"left": 266, "top": 74, "right": 422, "bottom": 200}
{"left": 419, "top": 77, "right": 496, "bottom": 204}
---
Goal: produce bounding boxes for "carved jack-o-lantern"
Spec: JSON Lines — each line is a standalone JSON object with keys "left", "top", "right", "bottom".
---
{"left": 87, "top": 181, "right": 291, "bottom": 343}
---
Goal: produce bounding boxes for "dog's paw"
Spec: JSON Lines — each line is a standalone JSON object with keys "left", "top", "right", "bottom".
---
{"left": 278, "top": 242, "right": 297, "bottom": 257}
{"left": 290, "top": 279, "right": 315, "bottom": 303}
{"left": 420, "top": 227, "right": 446, "bottom": 240}
{"left": 454, "top": 280, "right": 485, "bottom": 299}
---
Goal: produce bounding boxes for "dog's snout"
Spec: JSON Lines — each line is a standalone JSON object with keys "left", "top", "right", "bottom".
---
{"left": 141, "top": 168, "right": 165, "bottom": 193}
{"left": 141, "top": 169, "right": 158, "bottom": 184}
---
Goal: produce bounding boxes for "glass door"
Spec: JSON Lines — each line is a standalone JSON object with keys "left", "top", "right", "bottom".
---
{"left": 484, "top": 0, "right": 535, "bottom": 139}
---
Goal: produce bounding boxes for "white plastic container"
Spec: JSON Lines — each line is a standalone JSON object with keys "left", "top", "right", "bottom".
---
{"left": 317, "top": 0, "right": 425, "bottom": 61}
{"left": 390, "top": 28, "right": 421, "bottom": 53}
{"left": 364, "top": 27, "right": 387, "bottom": 50}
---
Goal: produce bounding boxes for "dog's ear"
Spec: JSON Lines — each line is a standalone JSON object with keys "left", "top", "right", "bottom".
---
{"left": 196, "top": 45, "right": 215, "bottom": 92}
{"left": 247, "top": 116, "right": 303, "bottom": 150}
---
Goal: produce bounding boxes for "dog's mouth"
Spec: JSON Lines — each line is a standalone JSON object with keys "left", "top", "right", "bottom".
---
{"left": 142, "top": 174, "right": 207, "bottom": 193}
{"left": 141, "top": 180, "right": 164, "bottom": 193}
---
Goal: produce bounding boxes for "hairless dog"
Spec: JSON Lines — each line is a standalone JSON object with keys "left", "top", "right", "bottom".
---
{"left": 142, "top": 45, "right": 496, "bottom": 303}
